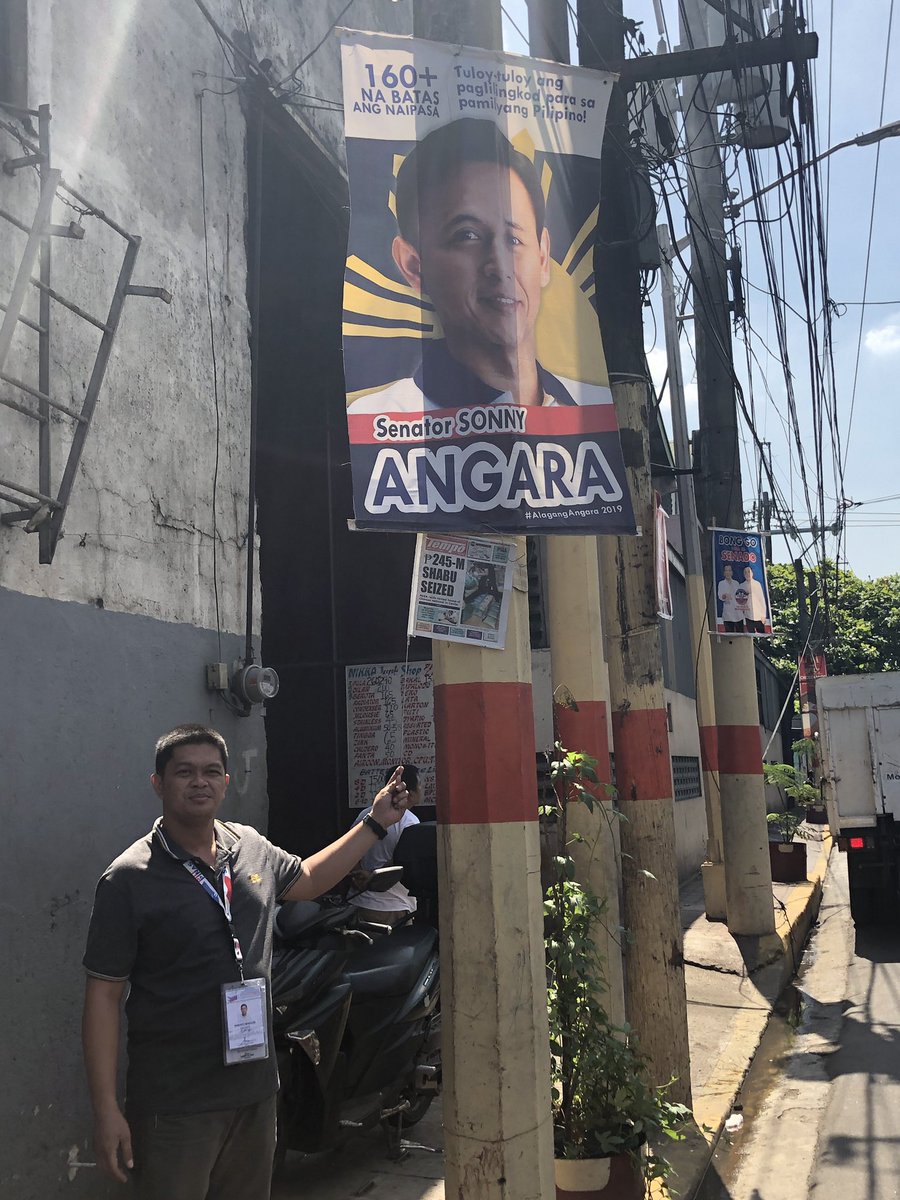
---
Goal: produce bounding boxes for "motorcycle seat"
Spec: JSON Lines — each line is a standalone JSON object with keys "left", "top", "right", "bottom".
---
{"left": 275, "top": 900, "right": 357, "bottom": 944}
{"left": 343, "top": 926, "right": 438, "bottom": 998}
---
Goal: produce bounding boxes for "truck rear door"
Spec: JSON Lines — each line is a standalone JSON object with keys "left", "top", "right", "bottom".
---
{"left": 822, "top": 703, "right": 877, "bottom": 829}
{"left": 873, "top": 705, "right": 900, "bottom": 821}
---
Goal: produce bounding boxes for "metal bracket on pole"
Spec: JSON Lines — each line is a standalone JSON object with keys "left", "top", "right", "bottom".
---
{"left": 613, "top": 31, "right": 818, "bottom": 86}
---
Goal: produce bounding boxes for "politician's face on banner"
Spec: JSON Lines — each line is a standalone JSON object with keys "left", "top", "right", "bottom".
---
{"left": 391, "top": 160, "right": 551, "bottom": 374}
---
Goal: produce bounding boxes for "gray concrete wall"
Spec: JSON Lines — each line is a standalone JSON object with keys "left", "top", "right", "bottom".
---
{"left": 0, "top": 585, "right": 268, "bottom": 1198}
{"left": 1, "top": 6, "right": 417, "bottom": 1193}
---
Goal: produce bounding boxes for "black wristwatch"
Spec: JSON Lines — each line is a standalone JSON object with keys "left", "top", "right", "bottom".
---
{"left": 362, "top": 812, "right": 388, "bottom": 840}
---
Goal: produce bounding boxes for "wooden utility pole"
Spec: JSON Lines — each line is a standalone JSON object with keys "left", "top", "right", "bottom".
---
{"left": 577, "top": 0, "right": 692, "bottom": 1103}
{"left": 414, "top": 5, "right": 555, "bottom": 1197}
{"left": 680, "top": 0, "right": 775, "bottom": 936}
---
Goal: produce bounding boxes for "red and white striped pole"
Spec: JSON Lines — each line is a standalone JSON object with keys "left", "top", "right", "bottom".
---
{"left": 433, "top": 555, "right": 555, "bottom": 1199}
{"left": 711, "top": 636, "right": 776, "bottom": 934}
{"left": 597, "top": 380, "right": 692, "bottom": 1104}
{"left": 547, "top": 536, "right": 625, "bottom": 1024}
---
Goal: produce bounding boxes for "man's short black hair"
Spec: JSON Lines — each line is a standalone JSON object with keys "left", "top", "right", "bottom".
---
{"left": 395, "top": 118, "right": 545, "bottom": 246}
{"left": 383, "top": 762, "right": 420, "bottom": 793}
{"left": 155, "top": 725, "right": 228, "bottom": 776}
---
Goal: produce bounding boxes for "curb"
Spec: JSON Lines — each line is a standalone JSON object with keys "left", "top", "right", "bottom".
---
{"left": 661, "top": 834, "right": 833, "bottom": 1199}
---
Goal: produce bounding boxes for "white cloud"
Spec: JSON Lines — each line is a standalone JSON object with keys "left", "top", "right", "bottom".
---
{"left": 865, "top": 315, "right": 900, "bottom": 357}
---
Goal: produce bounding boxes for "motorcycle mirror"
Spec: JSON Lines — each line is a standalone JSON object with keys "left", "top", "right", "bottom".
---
{"left": 367, "top": 865, "right": 403, "bottom": 893}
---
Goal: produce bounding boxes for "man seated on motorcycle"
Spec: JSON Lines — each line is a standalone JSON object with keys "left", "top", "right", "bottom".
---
{"left": 348, "top": 763, "right": 421, "bottom": 926}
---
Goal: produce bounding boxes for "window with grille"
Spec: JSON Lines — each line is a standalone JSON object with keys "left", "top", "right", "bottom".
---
{"left": 672, "top": 755, "right": 702, "bottom": 801}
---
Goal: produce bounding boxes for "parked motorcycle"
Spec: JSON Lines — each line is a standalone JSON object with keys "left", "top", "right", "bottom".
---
{"left": 271, "top": 836, "right": 441, "bottom": 1167}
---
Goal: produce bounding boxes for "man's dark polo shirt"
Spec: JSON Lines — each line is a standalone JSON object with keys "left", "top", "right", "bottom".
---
{"left": 83, "top": 819, "right": 302, "bottom": 1116}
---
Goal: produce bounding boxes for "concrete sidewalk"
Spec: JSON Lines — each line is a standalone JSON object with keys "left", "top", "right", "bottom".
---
{"left": 272, "top": 832, "right": 833, "bottom": 1200}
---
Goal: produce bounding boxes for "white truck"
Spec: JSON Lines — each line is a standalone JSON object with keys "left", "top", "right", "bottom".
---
{"left": 816, "top": 671, "right": 900, "bottom": 925}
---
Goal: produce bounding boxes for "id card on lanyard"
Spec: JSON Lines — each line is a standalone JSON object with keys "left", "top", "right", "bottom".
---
{"left": 182, "top": 857, "right": 270, "bottom": 1066}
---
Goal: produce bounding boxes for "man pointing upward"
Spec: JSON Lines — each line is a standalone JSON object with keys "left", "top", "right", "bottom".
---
{"left": 82, "top": 723, "right": 408, "bottom": 1200}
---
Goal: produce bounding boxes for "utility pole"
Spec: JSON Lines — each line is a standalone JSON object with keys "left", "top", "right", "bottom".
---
{"left": 535, "top": 0, "right": 626, "bottom": 1028}
{"left": 680, "top": 0, "right": 776, "bottom": 937}
{"left": 658, "top": 224, "right": 726, "bottom": 920}
{"left": 526, "top": 0, "right": 570, "bottom": 61}
{"left": 578, "top": 0, "right": 692, "bottom": 1102}
{"left": 414, "top": 5, "right": 555, "bottom": 1197}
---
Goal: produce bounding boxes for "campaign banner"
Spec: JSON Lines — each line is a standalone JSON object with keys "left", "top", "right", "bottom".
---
{"left": 712, "top": 528, "right": 773, "bottom": 636}
{"left": 339, "top": 30, "right": 636, "bottom": 535}
{"left": 345, "top": 662, "right": 435, "bottom": 808}
{"left": 408, "top": 531, "right": 515, "bottom": 649}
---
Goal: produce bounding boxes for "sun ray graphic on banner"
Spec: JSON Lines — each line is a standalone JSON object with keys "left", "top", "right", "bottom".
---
{"left": 342, "top": 140, "right": 609, "bottom": 399}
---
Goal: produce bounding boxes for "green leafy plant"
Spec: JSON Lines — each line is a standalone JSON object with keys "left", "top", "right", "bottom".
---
{"left": 545, "top": 744, "right": 689, "bottom": 1187}
{"left": 764, "top": 756, "right": 820, "bottom": 844}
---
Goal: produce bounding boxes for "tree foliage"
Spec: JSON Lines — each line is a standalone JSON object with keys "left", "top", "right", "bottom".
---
{"left": 765, "top": 561, "right": 900, "bottom": 677}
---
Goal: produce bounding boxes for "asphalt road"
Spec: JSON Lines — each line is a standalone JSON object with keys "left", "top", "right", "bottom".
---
{"left": 697, "top": 853, "right": 900, "bottom": 1200}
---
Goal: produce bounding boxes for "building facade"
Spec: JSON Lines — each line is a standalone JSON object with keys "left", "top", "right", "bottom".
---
{"left": 0, "top": 3, "right": 753, "bottom": 1193}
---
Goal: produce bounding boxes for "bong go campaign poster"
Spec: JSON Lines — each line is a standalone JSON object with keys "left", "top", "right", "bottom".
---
{"left": 712, "top": 529, "right": 773, "bottom": 637}
{"left": 339, "top": 30, "right": 636, "bottom": 536}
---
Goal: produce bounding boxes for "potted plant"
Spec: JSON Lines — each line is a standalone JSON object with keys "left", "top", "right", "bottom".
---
{"left": 764, "top": 758, "right": 820, "bottom": 883}
{"left": 545, "top": 746, "right": 689, "bottom": 1199}
{"left": 793, "top": 736, "right": 828, "bottom": 824}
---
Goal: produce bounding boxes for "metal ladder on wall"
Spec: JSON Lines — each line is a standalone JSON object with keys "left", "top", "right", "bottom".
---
{"left": 0, "top": 101, "right": 171, "bottom": 563}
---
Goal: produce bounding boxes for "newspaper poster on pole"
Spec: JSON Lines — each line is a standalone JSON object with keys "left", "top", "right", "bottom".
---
{"left": 339, "top": 29, "right": 636, "bottom": 536}
{"left": 408, "top": 532, "right": 515, "bottom": 649}
{"left": 711, "top": 528, "right": 773, "bottom": 636}
{"left": 345, "top": 662, "right": 435, "bottom": 808}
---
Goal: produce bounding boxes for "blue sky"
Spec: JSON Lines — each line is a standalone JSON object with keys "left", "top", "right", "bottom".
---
{"left": 501, "top": 0, "right": 899, "bottom": 580}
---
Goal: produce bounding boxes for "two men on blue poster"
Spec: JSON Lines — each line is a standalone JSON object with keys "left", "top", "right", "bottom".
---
{"left": 713, "top": 530, "right": 773, "bottom": 636}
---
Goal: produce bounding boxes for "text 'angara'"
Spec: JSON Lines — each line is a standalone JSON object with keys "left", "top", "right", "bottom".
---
{"left": 363, "top": 440, "right": 624, "bottom": 514}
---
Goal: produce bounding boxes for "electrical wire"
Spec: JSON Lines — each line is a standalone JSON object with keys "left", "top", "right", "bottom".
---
{"left": 274, "top": 0, "right": 357, "bottom": 95}
{"left": 843, "top": 0, "right": 895, "bottom": 473}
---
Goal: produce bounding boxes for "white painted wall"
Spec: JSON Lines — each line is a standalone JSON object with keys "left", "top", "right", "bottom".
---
{"left": 1, "top": 0, "right": 411, "bottom": 630}
{"left": 666, "top": 686, "right": 709, "bottom": 880}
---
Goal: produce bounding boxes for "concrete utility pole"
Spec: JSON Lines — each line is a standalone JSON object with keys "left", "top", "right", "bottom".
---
{"left": 526, "top": 0, "right": 570, "bottom": 62}
{"left": 578, "top": 0, "right": 692, "bottom": 1103}
{"left": 533, "top": 0, "right": 626, "bottom": 1028}
{"left": 414, "top": 5, "right": 555, "bottom": 1197}
{"left": 680, "top": 0, "right": 775, "bottom": 936}
{"left": 547, "top": 538, "right": 626, "bottom": 1026}
{"left": 658, "top": 224, "right": 726, "bottom": 920}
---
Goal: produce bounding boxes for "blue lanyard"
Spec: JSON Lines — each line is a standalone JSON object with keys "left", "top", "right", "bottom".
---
{"left": 182, "top": 859, "right": 245, "bottom": 981}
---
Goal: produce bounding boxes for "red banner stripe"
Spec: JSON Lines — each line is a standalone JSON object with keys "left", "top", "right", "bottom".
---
{"left": 699, "top": 725, "right": 719, "bottom": 773}
{"left": 556, "top": 701, "right": 612, "bottom": 786}
{"left": 434, "top": 681, "right": 538, "bottom": 824}
{"left": 347, "top": 403, "right": 621, "bottom": 444}
{"left": 611, "top": 708, "right": 672, "bottom": 802}
{"left": 717, "top": 725, "right": 763, "bottom": 776}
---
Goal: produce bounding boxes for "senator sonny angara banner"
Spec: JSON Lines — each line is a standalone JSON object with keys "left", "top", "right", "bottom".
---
{"left": 339, "top": 30, "right": 636, "bottom": 536}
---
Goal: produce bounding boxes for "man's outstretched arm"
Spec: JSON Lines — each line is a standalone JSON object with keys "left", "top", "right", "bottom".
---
{"left": 82, "top": 976, "right": 133, "bottom": 1183}
{"left": 283, "top": 766, "right": 408, "bottom": 902}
